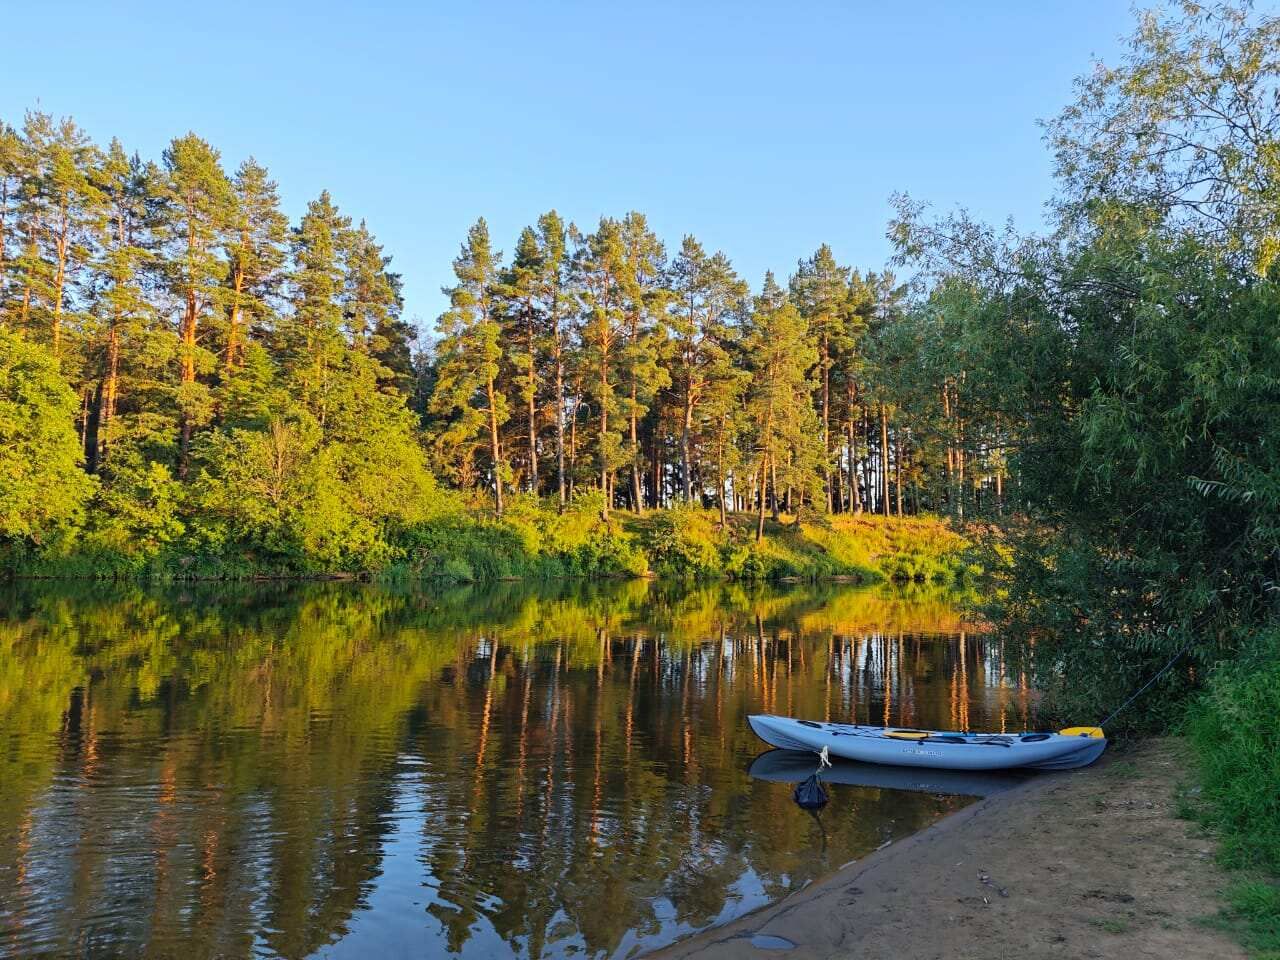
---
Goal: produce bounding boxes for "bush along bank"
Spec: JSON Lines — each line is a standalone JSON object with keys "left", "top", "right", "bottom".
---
{"left": 5, "top": 490, "right": 974, "bottom": 586}
{"left": 382, "top": 499, "right": 975, "bottom": 585}
{"left": 1184, "top": 629, "right": 1280, "bottom": 957}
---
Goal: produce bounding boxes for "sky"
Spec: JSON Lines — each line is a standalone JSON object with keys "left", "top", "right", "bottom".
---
{"left": 2, "top": 1, "right": 1134, "bottom": 335}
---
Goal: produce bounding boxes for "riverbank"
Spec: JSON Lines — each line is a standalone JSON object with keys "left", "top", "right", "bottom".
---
{"left": 6, "top": 498, "right": 974, "bottom": 585}
{"left": 656, "top": 739, "right": 1246, "bottom": 960}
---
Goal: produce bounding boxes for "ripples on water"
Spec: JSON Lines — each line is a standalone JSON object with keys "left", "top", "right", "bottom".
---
{"left": 0, "top": 579, "right": 1035, "bottom": 959}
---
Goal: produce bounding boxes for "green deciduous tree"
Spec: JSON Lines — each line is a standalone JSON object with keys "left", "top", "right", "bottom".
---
{"left": 0, "top": 329, "right": 95, "bottom": 543}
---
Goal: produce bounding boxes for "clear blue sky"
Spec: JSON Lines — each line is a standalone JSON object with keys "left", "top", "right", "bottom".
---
{"left": 4, "top": 1, "right": 1133, "bottom": 335}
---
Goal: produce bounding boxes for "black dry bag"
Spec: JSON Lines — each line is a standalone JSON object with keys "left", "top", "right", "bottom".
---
{"left": 793, "top": 773, "right": 828, "bottom": 810}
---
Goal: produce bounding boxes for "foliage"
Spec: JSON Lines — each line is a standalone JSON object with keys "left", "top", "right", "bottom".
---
{"left": 2, "top": 107, "right": 981, "bottom": 582}
{"left": 397, "top": 492, "right": 647, "bottom": 582}
{"left": 634, "top": 504, "right": 725, "bottom": 579}
{"left": 886, "top": 1, "right": 1280, "bottom": 736}
{"left": 1187, "top": 630, "right": 1280, "bottom": 874}
{"left": 1047, "top": 0, "right": 1280, "bottom": 271}
{"left": 1185, "top": 630, "right": 1280, "bottom": 959}
{"left": 0, "top": 329, "right": 95, "bottom": 544}
{"left": 391, "top": 500, "right": 967, "bottom": 586}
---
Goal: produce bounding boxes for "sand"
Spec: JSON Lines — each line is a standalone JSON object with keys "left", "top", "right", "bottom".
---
{"left": 653, "top": 739, "right": 1242, "bottom": 960}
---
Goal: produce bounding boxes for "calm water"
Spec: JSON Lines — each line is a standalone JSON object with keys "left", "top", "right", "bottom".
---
{"left": 0, "top": 579, "right": 1035, "bottom": 959}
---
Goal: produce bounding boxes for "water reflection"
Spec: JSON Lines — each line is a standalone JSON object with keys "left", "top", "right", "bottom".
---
{"left": 0, "top": 579, "right": 1033, "bottom": 959}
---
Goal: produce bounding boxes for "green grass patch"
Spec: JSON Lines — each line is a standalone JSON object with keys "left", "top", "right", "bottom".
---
{"left": 1200, "top": 881, "right": 1280, "bottom": 958}
{"left": 1090, "top": 917, "right": 1132, "bottom": 934}
{"left": 1187, "top": 630, "right": 1280, "bottom": 873}
{"left": 1185, "top": 628, "right": 1280, "bottom": 958}
{"left": 6, "top": 494, "right": 974, "bottom": 587}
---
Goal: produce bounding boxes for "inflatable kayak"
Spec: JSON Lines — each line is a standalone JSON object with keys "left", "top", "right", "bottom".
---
{"left": 748, "top": 749, "right": 1030, "bottom": 797}
{"left": 748, "top": 715, "right": 1107, "bottom": 771}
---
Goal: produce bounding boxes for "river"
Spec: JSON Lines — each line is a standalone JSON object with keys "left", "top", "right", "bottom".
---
{"left": 0, "top": 579, "right": 1034, "bottom": 959}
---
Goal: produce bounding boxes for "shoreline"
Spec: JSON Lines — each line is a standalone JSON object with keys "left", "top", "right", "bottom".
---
{"left": 0, "top": 569, "right": 919, "bottom": 587}
{"left": 652, "top": 739, "right": 1242, "bottom": 960}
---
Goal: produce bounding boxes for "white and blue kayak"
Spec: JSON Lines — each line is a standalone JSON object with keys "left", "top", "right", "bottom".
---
{"left": 748, "top": 715, "right": 1107, "bottom": 771}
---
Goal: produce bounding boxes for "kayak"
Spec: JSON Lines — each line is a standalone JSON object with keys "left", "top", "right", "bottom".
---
{"left": 748, "top": 749, "right": 1031, "bottom": 797}
{"left": 748, "top": 714, "right": 1107, "bottom": 771}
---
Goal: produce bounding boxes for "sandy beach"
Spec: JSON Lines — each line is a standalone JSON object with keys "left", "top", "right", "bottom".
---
{"left": 654, "top": 740, "right": 1243, "bottom": 960}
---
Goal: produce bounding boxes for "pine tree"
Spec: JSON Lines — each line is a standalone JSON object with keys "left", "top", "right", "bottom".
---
{"left": 571, "top": 217, "right": 629, "bottom": 516}
{"left": 285, "top": 191, "right": 351, "bottom": 428}
{"left": 153, "top": 133, "right": 233, "bottom": 477}
{"left": 833, "top": 269, "right": 873, "bottom": 513}
{"left": 700, "top": 335, "right": 748, "bottom": 526}
{"left": 743, "top": 273, "right": 821, "bottom": 539}
{"left": 667, "top": 236, "right": 747, "bottom": 503}
{"left": 789, "top": 244, "right": 850, "bottom": 511}
{"left": 342, "top": 220, "right": 411, "bottom": 393}
{"left": 15, "top": 113, "right": 102, "bottom": 358}
{"left": 0, "top": 121, "right": 23, "bottom": 310}
{"left": 224, "top": 159, "right": 287, "bottom": 374}
{"left": 85, "top": 139, "right": 151, "bottom": 470}
{"left": 430, "top": 218, "right": 506, "bottom": 512}
{"left": 618, "top": 212, "right": 669, "bottom": 512}
{"left": 535, "top": 211, "right": 569, "bottom": 505}
{"left": 497, "top": 225, "right": 544, "bottom": 493}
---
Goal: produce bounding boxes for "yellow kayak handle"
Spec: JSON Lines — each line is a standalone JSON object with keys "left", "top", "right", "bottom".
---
{"left": 1059, "top": 726, "right": 1105, "bottom": 738}
{"left": 884, "top": 730, "right": 931, "bottom": 740}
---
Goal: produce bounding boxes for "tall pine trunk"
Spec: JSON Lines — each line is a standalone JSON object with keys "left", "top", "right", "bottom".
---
{"left": 847, "top": 398, "right": 861, "bottom": 514}
{"left": 716, "top": 416, "right": 728, "bottom": 527}
{"left": 97, "top": 319, "right": 120, "bottom": 467}
{"left": 879, "top": 404, "right": 890, "bottom": 517}
{"left": 599, "top": 353, "right": 610, "bottom": 517}
{"left": 568, "top": 379, "right": 581, "bottom": 501}
{"left": 651, "top": 411, "right": 663, "bottom": 509}
{"left": 681, "top": 389, "right": 694, "bottom": 502}
{"left": 894, "top": 435, "right": 903, "bottom": 516}
{"left": 629, "top": 376, "right": 642, "bottom": 513}
{"left": 555, "top": 338, "right": 566, "bottom": 506}
{"left": 756, "top": 455, "right": 768, "bottom": 541}
{"left": 178, "top": 286, "right": 197, "bottom": 479}
{"left": 526, "top": 308, "right": 538, "bottom": 495}
{"left": 225, "top": 258, "right": 246, "bottom": 373}
{"left": 821, "top": 335, "right": 831, "bottom": 511}
{"left": 487, "top": 374, "right": 503, "bottom": 515}
{"left": 52, "top": 206, "right": 69, "bottom": 355}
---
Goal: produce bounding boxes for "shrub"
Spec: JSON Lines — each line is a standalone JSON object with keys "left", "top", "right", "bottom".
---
{"left": 638, "top": 506, "right": 725, "bottom": 579}
{"left": 1187, "top": 629, "right": 1280, "bottom": 873}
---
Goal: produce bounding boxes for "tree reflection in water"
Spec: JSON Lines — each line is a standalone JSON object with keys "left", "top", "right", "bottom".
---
{"left": 0, "top": 579, "right": 1033, "bottom": 959}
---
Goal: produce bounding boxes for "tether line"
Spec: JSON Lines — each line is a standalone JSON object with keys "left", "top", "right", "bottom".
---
{"left": 1099, "top": 636, "right": 1199, "bottom": 729}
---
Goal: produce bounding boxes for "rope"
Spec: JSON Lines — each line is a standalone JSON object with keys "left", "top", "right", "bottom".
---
{"left": 1099, "top": 637, "right": 1198, "bottom": 729}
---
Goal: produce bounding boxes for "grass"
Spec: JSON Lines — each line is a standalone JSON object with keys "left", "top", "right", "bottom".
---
{"left": 410, "top": 501, "right": 974, "bottom": 586}
{"left": 626, "top": 507, "right": 973, "bottom": 585}
{"left": 1203, "top": 881, "right": 1280, "bottom": 958}
{"left": 5, "top": 490, "right": 975, "bottom": 587}
{"left": 1090, "top": 917, "right": 1132, "bottom": 935}
{"left": 1184, "top": 628, "right": 1280, "bottom": 958}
